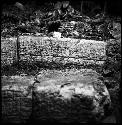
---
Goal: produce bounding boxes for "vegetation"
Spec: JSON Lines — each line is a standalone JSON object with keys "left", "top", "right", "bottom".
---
{"left": 1, "top": 1, "right": 121, "bottom": 123}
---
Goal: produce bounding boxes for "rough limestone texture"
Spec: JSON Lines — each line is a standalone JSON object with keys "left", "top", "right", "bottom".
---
{"left": 33, "top": 69, "right": 111, "bottom": 123}
{"left": 19, "top": 36, "right": 106, "bottom": 65}
{"left": 2, "top": 75, "right": 34, "bottom": 123}
{"left": 1, "top": 36, "right": 106, "bottom": 67}
{"left": 1, "top": 37, "right": 17, "bottom": 67}
{"left": 2, "top": 69, "right": 111, "bottom": 123}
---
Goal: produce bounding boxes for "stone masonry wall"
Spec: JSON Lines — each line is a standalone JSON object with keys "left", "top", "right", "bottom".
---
{"left": 1, "top": 36, "right": 107, "bottom": 67}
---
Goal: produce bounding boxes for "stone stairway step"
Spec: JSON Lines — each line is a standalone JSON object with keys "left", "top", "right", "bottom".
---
{"left": 1, "top": 36, "right": 107, "bottom": 67}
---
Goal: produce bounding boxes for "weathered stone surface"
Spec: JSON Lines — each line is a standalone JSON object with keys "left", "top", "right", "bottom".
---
{"left": 19, "top": 36, "right": 106, "bottom": 65}
{"left": 2, "top": 75, "right": 34, "bottom": 123}
{"left": 33, "top": 69, "right": 111, "bottom": 123}
{"left": 1, "top": 36, "right": 106, "bottom": 67}
{"left": 1, "top": 37, "right": 17, "bottom": 66}
{"left": 1, "top": 69, "right": 111, "bottom": 123}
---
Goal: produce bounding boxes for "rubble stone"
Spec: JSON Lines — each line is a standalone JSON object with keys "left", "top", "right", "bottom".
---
{"left": 33, "top": 69, "right": 111, "bottom": 123}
